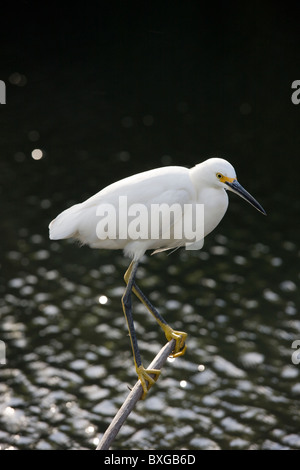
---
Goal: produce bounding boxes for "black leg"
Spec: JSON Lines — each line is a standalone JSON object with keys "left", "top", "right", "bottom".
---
{"left": 127, "top": 274, "right": 188, "bottom": 358}
{"left": 122, "top": 260, "right": 161, "bottom": 398}
{"left": 132, "top": 281, "right": 168, "bottom": 327}
{"left": 121, "top": 261, "right": 142, "bottom": 368}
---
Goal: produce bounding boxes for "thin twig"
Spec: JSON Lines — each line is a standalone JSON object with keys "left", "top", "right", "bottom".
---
{"left": 96, "top": 339, "right": 176, "bottom": 450}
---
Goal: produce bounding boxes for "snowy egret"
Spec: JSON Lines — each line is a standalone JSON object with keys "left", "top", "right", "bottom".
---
{"left": 49, "top": 157, "right": 266, "bottom": 397}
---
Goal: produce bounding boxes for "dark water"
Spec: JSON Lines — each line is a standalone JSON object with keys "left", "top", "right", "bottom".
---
{"left": 0, "top": 4, "right": 300, "bottom": 450}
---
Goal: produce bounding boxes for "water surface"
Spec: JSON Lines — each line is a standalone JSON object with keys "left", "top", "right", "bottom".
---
{"left": 0, "top": 5, "right": 300, "bottom": 450}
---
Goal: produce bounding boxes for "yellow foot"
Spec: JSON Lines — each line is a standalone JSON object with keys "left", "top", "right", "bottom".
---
{"left": 136, "top": 365, "right": 161, "bottom": 399}
{"left": 164, "top": 327, "right": 188, "bottom": 358}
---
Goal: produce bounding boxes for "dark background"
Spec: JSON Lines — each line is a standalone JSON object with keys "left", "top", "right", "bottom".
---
{"left": 1, "top": 2, "right": 300, "bottom": 200}
{"left": 0, "top": 1, "right": 300, "bottom": 450}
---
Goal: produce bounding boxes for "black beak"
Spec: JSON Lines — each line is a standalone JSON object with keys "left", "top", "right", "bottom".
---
{"left": 225, "top": 180, "right": 267, "bottom": 216}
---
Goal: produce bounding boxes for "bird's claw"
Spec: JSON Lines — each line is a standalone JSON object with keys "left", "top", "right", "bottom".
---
{"left": 170, "top": 342, "right": 187, "bottom": 358}
{"left": 136, "top": 365, "right": 161, "bottom": 400}
{"left": 164, "top": 327, "right": 188, "bottom": 358}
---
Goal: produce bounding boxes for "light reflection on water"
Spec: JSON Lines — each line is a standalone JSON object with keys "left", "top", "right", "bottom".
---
{"left": 0, "top": 194, "right": 299, "bottom": 449}
{"left": 0, "top": 50, "right": 300, "bottom": 448}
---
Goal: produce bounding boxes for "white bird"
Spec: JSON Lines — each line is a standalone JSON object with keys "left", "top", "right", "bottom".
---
{"left": 49, "top": 157, "right": 266, "bottom": 397}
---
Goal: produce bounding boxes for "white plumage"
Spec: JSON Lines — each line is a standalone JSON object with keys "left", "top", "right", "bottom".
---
{"left": 49, "top": 157, "right": 265, "bottom": 259}
{"left": 49, "top": 157, "right": 266, "bottom": 398}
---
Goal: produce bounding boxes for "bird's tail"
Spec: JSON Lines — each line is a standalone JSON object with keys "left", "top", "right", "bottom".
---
{"left": 49, "top": 203, "right": 82, "bottom": 240}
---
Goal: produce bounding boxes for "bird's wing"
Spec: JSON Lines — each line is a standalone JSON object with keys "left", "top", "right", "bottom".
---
{"left": 81, "top": 166, "right": 193, "bottom": 208}
{"left": 49, "top": 166, "right": 195, "bottom": 246}
{"left": 84, "top": 167, "right": 194, "bottom": 244}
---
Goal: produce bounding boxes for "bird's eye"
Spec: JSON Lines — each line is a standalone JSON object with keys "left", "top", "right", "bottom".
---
{"left": 216, "top": 173, "right": 223, "bottom": 180}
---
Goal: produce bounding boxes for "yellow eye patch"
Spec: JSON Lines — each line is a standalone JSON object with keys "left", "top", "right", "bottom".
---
{"left": 216, "top": 173, "right": 236, "bottom": 184}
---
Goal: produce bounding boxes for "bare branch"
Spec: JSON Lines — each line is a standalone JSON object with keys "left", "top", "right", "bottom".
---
{"left": 96, "top": 339, "right": 176, "bottom": 450}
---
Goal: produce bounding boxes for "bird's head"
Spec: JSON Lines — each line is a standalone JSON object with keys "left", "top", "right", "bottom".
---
{"left": 196, "top": 158, "right": 266, "bottom": 215}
